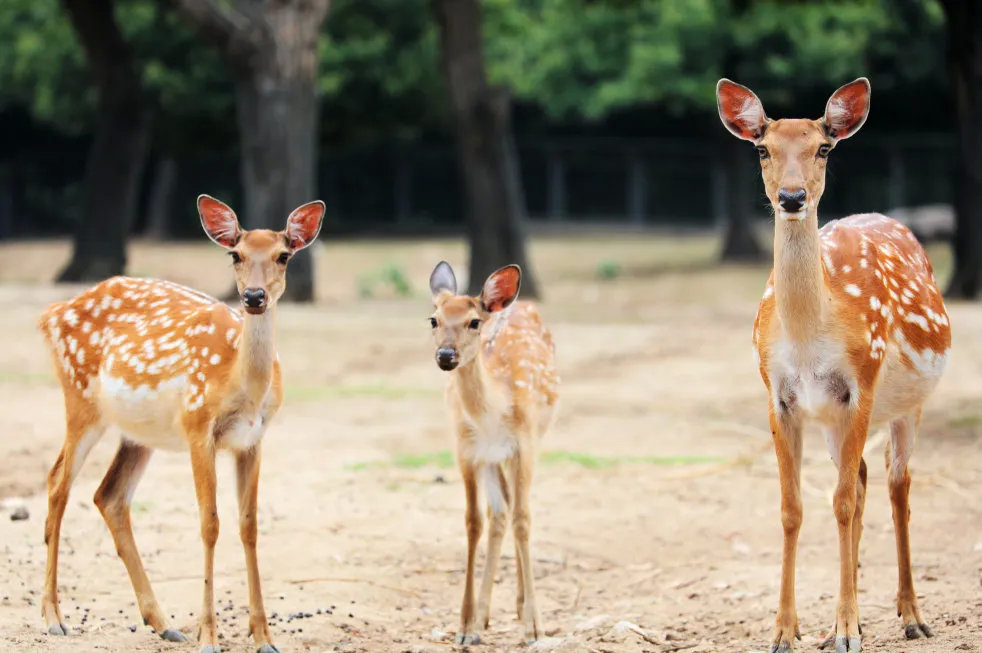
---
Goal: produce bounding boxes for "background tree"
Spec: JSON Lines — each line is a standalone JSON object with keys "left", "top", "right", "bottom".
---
{"left": 432, "top": 0, "right": 539, "bottom": 297}
{"left": 165, "top": 0, "right": 331, "bottom": 301}
{"left": 58, "top": 0, "right": 151, "bottom": 281}
{"left": 939, "top": 0, "right": 982, "bottom": 298}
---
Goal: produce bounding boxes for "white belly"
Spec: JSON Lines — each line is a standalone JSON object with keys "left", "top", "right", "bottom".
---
{"left": 459, "top": 413, "right": 517, "bottom": 465}
{"left": 870, "top": 334, "right": 947, "bottom": 426}
{"left": 97, "top": 371, "right": 188, "bottom": 451}
{"left": 770, "top": 337, "right": 855, "bottom": 427}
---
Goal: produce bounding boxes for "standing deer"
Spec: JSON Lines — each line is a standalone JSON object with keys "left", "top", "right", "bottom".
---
{"left": 716, "top": 78, "right": 950, "bottom": 653}
{"left": 39, "top": 195, "right": 324, "bottom": 653}
{"left": 427, "top": 262, "right": 559, "bottom": 645}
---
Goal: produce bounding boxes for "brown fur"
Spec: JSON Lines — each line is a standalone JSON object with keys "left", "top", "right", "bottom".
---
{"left": 38, "top": 196, "right": 323, "bottom": 651}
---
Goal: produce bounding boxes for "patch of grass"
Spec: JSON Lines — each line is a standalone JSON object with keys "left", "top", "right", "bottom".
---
{"left": 948, "top": 413, "right": 981, "bottom": 429}
{"left": 0, "top": 371, "right": 55, "bottom": 385}
{"left": 357, "top": 263, "right": 414, "bottom": 298}
{"left": 286, "top": 383, "right": 439, "bottom": 402}
{"left": 595, "top": 259, "right": 622, "bottom": 280}
{"left": 541, "top": 451, "right": 725, "bottom": 469}
{"left": 345, "top": 449, "right": 724, "bottom": 472}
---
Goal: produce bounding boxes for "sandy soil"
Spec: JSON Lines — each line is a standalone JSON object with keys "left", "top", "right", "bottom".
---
{"left": 0, "top": 235, "right": 979, "bottom": 653}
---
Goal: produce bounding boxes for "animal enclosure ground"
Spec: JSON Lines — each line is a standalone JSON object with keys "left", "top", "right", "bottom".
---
{"left": 0, "top": 235, "right": 979, "bottom": 653}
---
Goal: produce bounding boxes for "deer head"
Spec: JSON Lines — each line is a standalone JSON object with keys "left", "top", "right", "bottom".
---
{"left": 716, "top": 78, "right": 870, "bottom": 221}
{"left": 428, "top": 261, "right": 521, "bottom": 371}
{"left": 197, "top": 195, "right": 325, "bottom": 314}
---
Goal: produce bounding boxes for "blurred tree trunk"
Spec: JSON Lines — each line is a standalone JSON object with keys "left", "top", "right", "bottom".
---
{"left": 940, "top": 0, "right": 982, "bottom": 298}
{"left": 166, "top": 0, "right": 330, "bottom": 301}
{"left": 720, "top": 137, "right": 764, "bottom": 261}
{"left": 58, "top": 0, "right": 151, "bottom": 282}
{"left": 432, "top": 0, "right": 540, "bottom": 298}
{"left": 146, "top": 156, "right": 178, "bottom": 238}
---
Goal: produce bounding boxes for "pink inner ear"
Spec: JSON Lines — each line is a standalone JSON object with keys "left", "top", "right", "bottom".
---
{"left": 286, "top": 202, "right": 325, "bottom": 250}
{"left": 827, "top": 82, "right": 869, "bottom": 136}
{"left": 719, "top": 83, "right": 764, "bottom": 140}
{"left": 199, "top": 197, "right": 239, "bottom": 247}
{"left": 484, "top": 268, "right": 520, "bottom": 312}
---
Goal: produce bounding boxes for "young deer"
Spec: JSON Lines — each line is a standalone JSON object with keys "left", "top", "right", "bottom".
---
{"left": 717, "top": 79, "right": 950, "bottom": 653}
{"left": 427, "top": 262, "right": 559, "bottom": 645}
{"left": 39, "top": 195, "right": 324, "bottom": 653}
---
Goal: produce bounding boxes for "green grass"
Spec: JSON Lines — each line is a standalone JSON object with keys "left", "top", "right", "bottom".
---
{"left": 948, "top": 413, "right": 981, "bottom": 429}
{"left": 345, "top": 449, "right": 725, "bottom": 472}
{"left": 286, "top": 383, "right": 440, "bottom": 402}
{"left": 0, "top": 371, "right": 55, "bottom": 385}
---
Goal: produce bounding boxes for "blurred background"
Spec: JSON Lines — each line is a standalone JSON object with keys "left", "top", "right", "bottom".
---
{"left": 1, "top": 0, "right": 979, "bottom": 300}
{"left": 2, "top": 2, "right": 982, "bottom": 652}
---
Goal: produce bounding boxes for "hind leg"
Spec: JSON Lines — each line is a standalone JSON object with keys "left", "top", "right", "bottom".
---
{"left": 42, "top": 395, "right": 104, "bottom": 636}
{"left": 886, "top": 411, "right": 933, "bottom": 640}
{"left": 94, "top": 440, "right": 186, "bottom": 642}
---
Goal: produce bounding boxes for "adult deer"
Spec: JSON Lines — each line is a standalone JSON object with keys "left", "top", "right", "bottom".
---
{"left": 39, "top": 195, "right": 324, "bottom": 652}
{"left": 427, "top": 262, "right": 559, "bottom": 645}
{"left": 717, "top": 78, "right": 951, "bottom": 653}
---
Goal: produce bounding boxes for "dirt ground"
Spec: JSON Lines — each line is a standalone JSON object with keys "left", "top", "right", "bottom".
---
{"left": 0, "top": 234, "right": 980, "bottom": 653}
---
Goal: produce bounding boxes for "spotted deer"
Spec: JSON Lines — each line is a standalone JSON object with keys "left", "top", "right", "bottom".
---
{"left": 427, "top": 262, "right": 559, "bottom": 645}
{"left": 716, "top": 78, "right": 950, "bottom": 653}
{"left": 39, "top": 195, "right": 324, "bottom": 653}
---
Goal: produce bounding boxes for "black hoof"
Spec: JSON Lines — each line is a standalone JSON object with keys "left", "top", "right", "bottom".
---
{"left": 160, "top": 628, "right": 188, "bottom": 642}
{"left": 455, "top": 632, "right": 480, "bottom": 645}
{"left": 47, "top": 623, "right": 68, "bottom": 636}
{"left": 258, "top": 645, "right": 281, "bottom": 653}
{"left": 905, "top": 623, "right": 934, "bottom": 639}
{"left": 769, "top": 641, "right": 793, "bottom": 653}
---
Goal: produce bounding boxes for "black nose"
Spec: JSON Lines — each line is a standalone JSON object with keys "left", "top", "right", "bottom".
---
{"left": 778, "top": 188, "right": 807, "bottom": 213}
{"left": 436, "top": 347, "right": 458, "bottom": 371}
{"left": 242, "top": 288, "right": 266, "bottom": 308}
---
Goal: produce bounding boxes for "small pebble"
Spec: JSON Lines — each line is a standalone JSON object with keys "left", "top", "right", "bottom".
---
{"left": 10, "top": 506, "right": 29, "bottom": 521}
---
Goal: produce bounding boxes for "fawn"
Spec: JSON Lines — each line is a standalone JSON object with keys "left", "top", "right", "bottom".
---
{"left": 39, "top": 195, "right": 324, "bottom": 653}
{"left": 427, "top": 262, "right": 559, "bottom": 644}
{"left": 717, "top": 78, "right": 950, "bottom": 653}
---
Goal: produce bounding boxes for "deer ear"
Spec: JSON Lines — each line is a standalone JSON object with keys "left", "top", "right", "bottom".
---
{"left": 198, "top": 195, "right": 241, "bottom": 248}
{"left": 285, "top": 200, "right": 325, "bottom": 251}
{"left": 823, "top": 77, "right": 870, "bottom": 142}
{"left": 429, "top": 261, "right": 457, "bottom": 300}
{"left": 480, "top": 265, "right": 521, "bottom": 313}
{"left": 716, "top": 79, "right": 769, "bottom": 142}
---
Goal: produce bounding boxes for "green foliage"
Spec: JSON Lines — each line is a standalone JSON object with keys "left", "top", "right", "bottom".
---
{"left": 357, "top": 263, "right": 414, "bottom": 298}
{"left": 0, "top": 0, "right": 948, "bottom": 144}
{"left": 595, "top": 259, "right": 622, "bottom": 280}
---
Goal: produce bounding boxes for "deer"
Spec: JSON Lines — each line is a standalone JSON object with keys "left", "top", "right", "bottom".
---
{"left": 716, "top": 77, "right": 951, "bottom": 653}
{"left": 427, "top": 261, "right": 560, "bottom": 645}
{"left": 38, "top": 195, "right": 325, "bottom": 653}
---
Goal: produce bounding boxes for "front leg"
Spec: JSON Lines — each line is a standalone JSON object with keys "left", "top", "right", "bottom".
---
{"left": 189, "top": 437, "right": 220, "bottom": 653}
{"left": 456, "top": 460, "right": 483, "bottom": 645}
{"left": 829, "top": 408, "right": 872, "bottom": 653}
{"left": 768, "top": 402, "right": 803, "bottom": 653}
{"left": 236, "top": 445, "right": 279, "bottom": 653}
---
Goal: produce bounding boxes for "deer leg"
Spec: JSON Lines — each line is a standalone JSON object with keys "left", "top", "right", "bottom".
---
{"left": 768, "top": 403, "right": 803, "bottom": 653}
{"left": 887, "top": 411, "right": 933, "bottom": 640}
{"left": 476, "top": 465, "right": 509, "bottom": 631}
{"left": 94, "top": 440, "right": 186, "bottom": 642}
{"left": 42, "top": 413, "right": 104, "bottom": 636}
{"left": 514, "top": 539, "right": 525, "bottom": 621}
{"left": 827, "top": 412, "right": 870, "bottom": 653}
{"left": 189, "top": 439, "right": 220, "bottom": 653}
{"left": 455, "top": 462, "right": 483, "bottom": 645}
{"left": 510, "top": 443, "right": 541, "bottom": 643}
{"left": 235, "top": 445, "right": 279, "bottom": 653}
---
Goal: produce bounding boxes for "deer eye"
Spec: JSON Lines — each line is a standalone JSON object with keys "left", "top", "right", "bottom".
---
{"left": 276, "top": 252, "right": 290, "bottom": 265}
{"left": 429, "top": 317, "right": 438, "bottom": 329}
{"left": 229, "top": 251, "right": 242, "bottom": 264}
{"left": 468, "top": 319, "right": 481, "bottom": 330}
{"left": 756, "top": 146, "right": 769, "bottom": 160}
{"left": 818, "top": 144, "right": 832, "bottom": 158}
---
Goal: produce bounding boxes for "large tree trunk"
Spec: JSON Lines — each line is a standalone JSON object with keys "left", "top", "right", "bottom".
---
{"left": 941, "top": 0, "right": 982, "bottom": 298}
{"left": 167, "top": 0, "right": 329, "bottom": 301}
{"left": 58, "top": 0, "right": 151, "bottom": 282}
{"left": 719, "top": 137, "right": 765, "bottom": 261}
{"left": 432, "top": 0, "right": 540, "bottom": 298}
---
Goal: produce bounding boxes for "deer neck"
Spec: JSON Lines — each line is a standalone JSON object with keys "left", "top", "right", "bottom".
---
{"left": 773, "top": 209, "right": 830, "bottom": 342}
{"left": 452, "top": 349, "right": 507, "bottom": 421}
{"left": 232, "top": 308, "right": 277, "bottom": 403}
